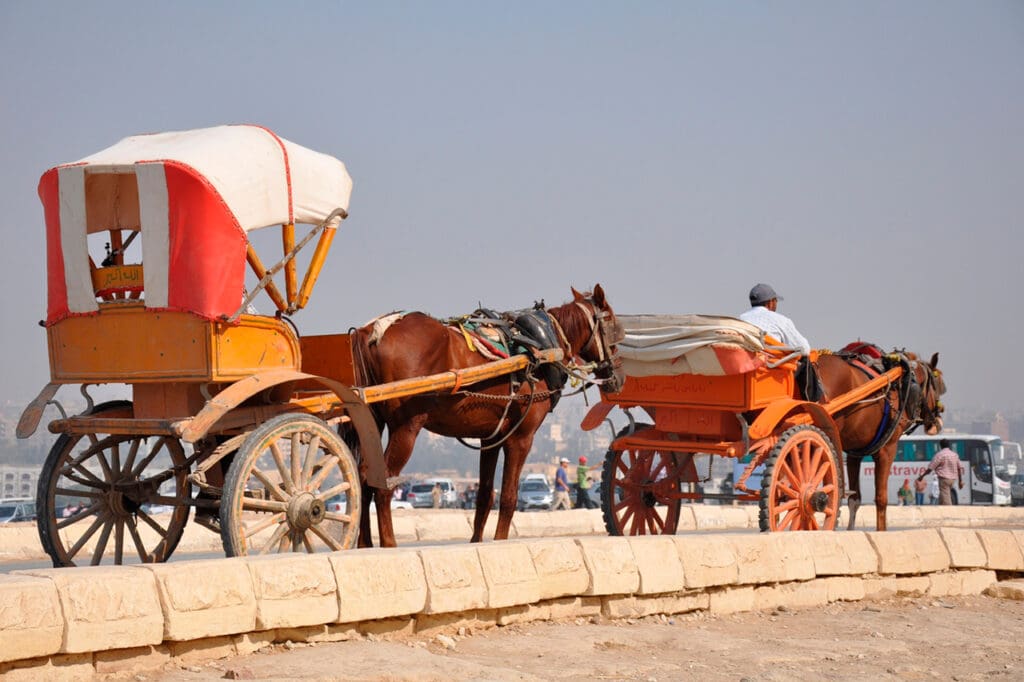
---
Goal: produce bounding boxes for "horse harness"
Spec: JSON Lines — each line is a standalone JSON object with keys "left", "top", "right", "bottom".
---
{"left": 834, "top": 343, "right": 933, "bottom": 458}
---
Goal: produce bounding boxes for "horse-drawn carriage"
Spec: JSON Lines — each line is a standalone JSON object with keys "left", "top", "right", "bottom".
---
{"left": 16, "top": 125, "right": 576, "bottom": 566}
{"left": 581, "top": 314, "right": 945, "bottom": 534}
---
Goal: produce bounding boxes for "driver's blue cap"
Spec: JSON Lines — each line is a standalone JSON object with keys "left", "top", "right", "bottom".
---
{"left": 749, "top": 283, "right": 782, "bottom": 306}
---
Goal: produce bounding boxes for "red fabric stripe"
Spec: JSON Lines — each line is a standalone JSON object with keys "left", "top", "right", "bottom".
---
{"left": 163, "top": 163, "right": 247, "bottom": 319}
{"left": 712, "top": 346, "right": 763, "bottom": 375}
{"left": 38, "top": 169, "right": 69, "bottom": 325}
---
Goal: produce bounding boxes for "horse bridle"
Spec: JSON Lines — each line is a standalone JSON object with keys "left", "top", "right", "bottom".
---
{"left": 571, "top": 298, "right": 625, "bottom": 391}
{"left": 905, "top": 360, "right": 945, "bottom": 434}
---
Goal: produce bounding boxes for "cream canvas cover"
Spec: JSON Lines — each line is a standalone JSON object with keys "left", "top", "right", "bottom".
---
{"left": 617, "top": 314, "right": 767, "bottom": 376}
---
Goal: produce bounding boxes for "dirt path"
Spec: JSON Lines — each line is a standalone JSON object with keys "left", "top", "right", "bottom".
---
{"left": 136, "top": 594, "right": 1024, "bottom": 681}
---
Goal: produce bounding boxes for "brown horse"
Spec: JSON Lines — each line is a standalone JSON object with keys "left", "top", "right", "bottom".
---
{"left": 350, "top": 285, "right": 624, "bottom": 547}
{"left": 816, "top": 348, "right": 946, "bottom": 531}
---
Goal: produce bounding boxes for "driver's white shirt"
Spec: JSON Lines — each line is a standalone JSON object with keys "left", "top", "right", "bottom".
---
{"left": 739, "top": 306, "right": 811, "bottom": 354}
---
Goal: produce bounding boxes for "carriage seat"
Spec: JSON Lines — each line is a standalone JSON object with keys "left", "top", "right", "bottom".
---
{"left": 615, "top": 314, "right": 774, "bottom": 377}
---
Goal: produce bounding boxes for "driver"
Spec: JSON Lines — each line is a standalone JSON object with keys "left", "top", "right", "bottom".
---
{"left": 739, "top": 283, "right": 810, "bottom": 355}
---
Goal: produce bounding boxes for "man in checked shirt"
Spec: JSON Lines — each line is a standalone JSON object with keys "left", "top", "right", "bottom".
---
{"left": 917, "top": 439, "right": 964, "bottom": 505}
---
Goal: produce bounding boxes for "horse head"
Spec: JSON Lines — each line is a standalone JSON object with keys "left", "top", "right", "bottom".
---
{"left": 909, "top": 352, "right": 946, "bottom": 435}
{"left": 568, "top": 284, "right": 626, "bottom": 393}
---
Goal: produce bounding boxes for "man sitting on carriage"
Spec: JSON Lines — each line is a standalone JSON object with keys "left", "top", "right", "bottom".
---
{"left": 738, "top": 283, "right": 810, "bottom": 355}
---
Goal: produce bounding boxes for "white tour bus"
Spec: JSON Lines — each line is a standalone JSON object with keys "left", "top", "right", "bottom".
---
{"left": 857, "top": 434, "right": 1015, "bottom": 506}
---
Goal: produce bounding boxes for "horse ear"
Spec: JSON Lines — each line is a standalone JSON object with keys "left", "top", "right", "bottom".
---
{"left": 592, "top": 283, "right": 606, "bottom": 308}
{"left": 929, "top": 352, "right": 939, "bottom": 369}
{"left": 571, "top": 287, "right": 585, "bottom": 302}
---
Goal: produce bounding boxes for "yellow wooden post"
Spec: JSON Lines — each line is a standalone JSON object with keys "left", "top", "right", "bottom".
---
{"left": 245, "top": 244, "right": 288, "bottom": 313}
{"left": 293, "top": 228, "right": 336, "bottom": 312}
{"left": 282, "top": 223, "right": 297, "bottom": 309}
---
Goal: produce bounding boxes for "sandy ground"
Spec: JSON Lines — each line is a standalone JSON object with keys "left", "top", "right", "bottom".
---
{"left": 135, "top": 594, "right": 1024, "bottom": 682}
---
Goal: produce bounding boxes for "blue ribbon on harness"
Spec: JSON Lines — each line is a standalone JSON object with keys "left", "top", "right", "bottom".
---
{"left": 864, "top": 399, "right": 891, "bottom": 454}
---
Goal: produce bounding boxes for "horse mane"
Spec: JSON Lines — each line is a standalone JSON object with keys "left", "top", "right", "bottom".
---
{"left": 548, "top": 296, "right": 591, "bottom": 356}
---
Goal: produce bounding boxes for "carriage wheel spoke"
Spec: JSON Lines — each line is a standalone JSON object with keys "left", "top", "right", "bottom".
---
{"left": 55, "top": 487, "right": 102, "bottom": 499}
{"left": 290, "top": 433, "right": 302, "bottom": 490}
{"left": 56, "top": 501, "right": 103, "bottom": 530}
{"left": 63, "top": 464, "right": 106, "bottom": 488}
{"left": 292, "top": 528, "right": 302, "bottom": 553}
{"left": 125, "top": 515, "right": 150, "bottom": 562}
{"left": 301, "top": 434, "right": 322, "bottom": 488}
{"left": 130, "top": 438, "right": 166, "bottom": 478}
{"left": 67, "top": 510, "right": 105, "bottom": 557}
{"left": 775, "top": 481, "right": 800, "bottom": 500}
{"left": 323, "top": 511, "right": 353, "bottom": 523}
{"left": 121, "top": 439, "right": 142, "bottom": 476}
{"left": 109, "top": 443, "right": 121, "bottom": 481}
{"left": 270, "top": 442, "right": 296, "bottom": 494}
{"left": 779, "top": 459, "right": 799, "bottom": 486}
{"left": 316, "top": 481, "right": 351, "bottom": 502}
{"left": 137, "top": 509, "right": 170, "bottom": 539}
{"left": 239, "top": 496, "right": 289, "bottom": 513}
{"left": 774, "top": 499, "right": 799, "bottom": 513}
{"left": 242, "top": 511, "right": 286, "bottom": 539}
{"left": 250, "top": 468, "right": 290, "bottom": 502}
{"left": 805, "top": 513, "right": 820, "bottom": 531}
{"left": 778, "top": 509, "right": 799, "bottom": 531}
{"left": 307, "top": 455, "right": 338, "bottom": 491}
{"left": 90, "top": 516, "right": 115, "bottom": 565}
{"left": 259, "top": 521, "right": 291, "bottom": 555}
{"left": 650, "top": 509, "right": 665, "bottom": 532}
{"left": 309, "top": 523, "right": 343, "bottom": 551}
{"left": 302, "top": 531, "right": 315, "bottom": 553}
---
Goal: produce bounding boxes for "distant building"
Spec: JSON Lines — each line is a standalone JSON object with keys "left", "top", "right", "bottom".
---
{"left": 0, "top": 465, "right": 38, "bottom": 499}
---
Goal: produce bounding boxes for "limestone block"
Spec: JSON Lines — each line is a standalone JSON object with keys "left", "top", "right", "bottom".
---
{"left": 603, "top": 592, "right": 709, "bottom": 618}
{"left": 496, "top": 603, "right": 551, "bottom": 626}
{"left": 676, "top": 505, "right": 698, "bottom": 531}
{"left": 141, "top": 557, "right": 256, "bottom": 641}
{"left": 802, "top": 531, "right": 876, "bottom": 576}
{"left": 476, "top": 541, "right": 541, "bottom": 608}
{"left": 691, "top": 505, "right": 730, "bottom": 531}
{"left": 0, "top": 574, "right": 64, "bottom": 663}
{"left": 94, "top": 645, "right": 171, "bottom": 675}
{"left": 546, "top": 596, "right": 603, "bottom": 620}
{"left": 674, "top": 535, "right": 738, "bottom": 588}
{"left": 0, "top": 653, "right": 93, "bottom": 682}
{"left": 866, "top": 529, "right": 950, "bottom": 575}
{"left": 575, "top": 537, "right": 639, "bottom": 595}
{"left": 0, "top": 526, "right": 46, "bottom": 562}
{"left": 753, "top": 580, "right": 828, "bottom": 611}
{"left": 893, "top": 576, "right": 931, "bottom": 596}
{"left": 938, "top": 528, "right": 987, "bottom": 568}
{"left": 960, "top": 569, "right": 998, "bottom": 595}
{"left": 415, "top": 511, "right": 472, "bottom": 543}
{"left": 418, "top": 545, "right": 488, "bottom": 614}
{"left": 976, "top": 529, "right": 1024, "bottom": 571}
{"left": 378, "top": 511, "right": 419, "bottom": 544}
{"left": 729, "top": 534, "right": 815, "bottom": 584}
{"left": 18, "top": 566, "right": 163, "bottom": 653}
{"left": 821, "top": 576, "right": 866, "bottom": 602}
{"left": 245, "top": 553, "right": 338, "bottom": 630}
{"left": 708, "top": 586, "right": 755, "bottom": 615}
{"left": 355, "top": 617, "right": 416, "bottom": 638}
{"left": 526, "top": 538, "right": 590, "bottom": 600}
{"left": 329, "top": 547, "right": 426, "bottom": 622}
{"left": 512, "top": 509, "right": 596, "bottom": 538}
{"left": 414, "top": 609, "right": 496, "bottom": 635}
{"left": 232, "top": 630, "right": 278, "bottom": 655}
{"left": 167, "top": 635, "right": 236, "bottom": 665}
{"left": 927, "top": 572, "right": 962, "bottom": 597}
{"left": 862, "top": 576, "right": 898, "bottom": 600}
{"left": 984, "top": 579, "right": 1024, "bottom": 600}
{"left": 627, "top": 536, "right": 685, "bottom": 594}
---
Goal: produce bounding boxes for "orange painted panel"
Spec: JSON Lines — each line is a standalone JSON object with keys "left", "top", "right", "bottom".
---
{"left": 299, "top": 334, "right": 355, "bottom": 386}
{"left": 654, "top": 407, "right": 743, "bottom": 439}
{"left": 607, "top": 372, "right": 749, "bottom": 409}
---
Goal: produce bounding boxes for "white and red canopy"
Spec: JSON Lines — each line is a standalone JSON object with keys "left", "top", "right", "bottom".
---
{"left": 39, "top": 124, "right": 352, "bottom": 324}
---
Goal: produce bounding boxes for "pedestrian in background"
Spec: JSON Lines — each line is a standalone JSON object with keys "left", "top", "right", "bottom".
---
{"left": 551, "top": 457, "right": 572, "bottom": 510}
{"left": 914, "top": 475, "right": 927, "bottom": 505}
{"left": 917, "top": 438, "right": 963, "bottom": 505}
{"left": 575, "top": 456, "right": 598, "bottom": 509}
{"left": 431, "top": 482, "right": 442, "bottom": 509}
{"left": 898, "top": 479, "right": 914, "bottom": 506}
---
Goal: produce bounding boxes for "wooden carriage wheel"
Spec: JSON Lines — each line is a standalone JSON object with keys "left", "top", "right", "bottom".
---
{"left": 758, "top": 425, "right": 843, "bottom": 532}
{"left": 37, "top": 401, "right": 192, "bottom": 566}
{"left": 601, "top": 424, "right": 682, "bottom": 536}
{"left": 220, "top": 414, "right": 361, "bottom": 556}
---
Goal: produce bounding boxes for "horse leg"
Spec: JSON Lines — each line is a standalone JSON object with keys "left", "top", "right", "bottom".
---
{"left": 375, "top": 419, "right": 424, "bottom": 548}
{"left": 357, "top": 480, "right": 375, "bottom": 548}
{"left": 493, "top": 432, "right": 535, "bottom": 541}
{"left": 873, "top": 442, "right": 897, "bottom": 532}
{"left": 846, "top": 455, "right": 862, "bottom": 531}
{"left": 471, "top": 441, "right": 500, "bottom": 542}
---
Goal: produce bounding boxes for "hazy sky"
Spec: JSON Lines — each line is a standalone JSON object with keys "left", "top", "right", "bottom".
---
{"left": 1, "top": 2, "right": 1021, "bottom": 413}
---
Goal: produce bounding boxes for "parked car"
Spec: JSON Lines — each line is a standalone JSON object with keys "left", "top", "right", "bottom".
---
{"left": 0, "top": 499, "right": 37, "bottom": 524}
{"left": 517, "top": 479, "right": 553, "bottom": 511}
{"left": 406, "top": 479, "right": 457, "bottom": 508}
